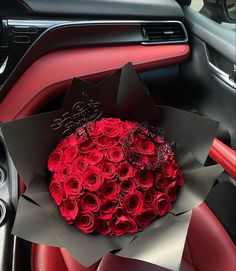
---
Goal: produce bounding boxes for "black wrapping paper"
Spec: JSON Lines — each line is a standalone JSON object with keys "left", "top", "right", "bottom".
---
{"left": 0, "top": 63, "right": 223, "bottom": 270}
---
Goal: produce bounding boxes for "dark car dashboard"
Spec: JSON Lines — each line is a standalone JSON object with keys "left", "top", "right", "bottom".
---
{"left": 0, "top": 0, "right": 188, "bottom": 99}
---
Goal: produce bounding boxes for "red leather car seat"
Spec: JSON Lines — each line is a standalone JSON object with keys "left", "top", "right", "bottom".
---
{"left": 31, "top": 203, "right": 236, "bottom": 271}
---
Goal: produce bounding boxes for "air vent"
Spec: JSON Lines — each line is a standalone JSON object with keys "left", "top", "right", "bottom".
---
{"left": 142, "top": 22, "right": 187, "bottom": 44}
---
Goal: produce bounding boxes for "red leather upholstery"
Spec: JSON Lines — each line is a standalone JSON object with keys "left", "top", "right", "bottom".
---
{"left": 209, "top": 139, "right": 236, "bottom": 180}
{"left": 31, "top": 203, "right": 236, "bottom": 271}
{"left": 0, "top": 44, "right": 189, "bottom": 122}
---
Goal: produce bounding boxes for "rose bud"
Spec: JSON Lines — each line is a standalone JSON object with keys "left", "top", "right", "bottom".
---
{"left": 136, "top": 139, "right": 155, "bottom": 155}
{"left": 144, "top": 188, "right": 156, "bottom": 207}
{"left": 120, "top": 178, "right": 138, "bottom": 194}
{"left": 59, "top": 199, "right": 78, "bottom": 222}
{"left": 113, "top": 215, "right": 138, "bottom": 236}
{"left": 72, "top": 157, "right": 90, "bottom": 174}
{"left": 102, "top": 180, "right": 120, "bottom": 199}
{"left": 49, "top": 180, "right": 65, "bottom": 205}
{"left": 64, "top": 175, "right": 83, "bottom": 197}
{"left": 75, "top": 211, "right": 96, "bottom": 234}
{"left": 138, "top": 208, "right": 156, "bottom": 228}
{"left": 99, "top": 162, "right": 116, "bottom": 179}
{"left": 95, "top": 136, "right": 117, "bottom": 149}
{"left": 48, "top": 149, "right": 63, "bottom": 172}
{"left": 123, "top": 192, "right": 144, "bottom": 215}
{"left": 81, "top": 192, "right": 102, "bottom": 212}
{"left": 107, "top": 147, "right": 125, "bottom": 163}
{"left": 64, "top": 145, "right": 79, "bottom": 163}
{"left": 102, "top": 122, "right": 123, "bottom": 138}
{"left": 53, "top": 163, "right": 72, "bottom": 182}
{"left": 116, "top": 162, "right": 136, "bottom": 181}
{"left": 88, "top": 150, "right": 103, "bottom": 165}
{"left": 139, "top": 171, "right": 154, "bottom": 190}
{"left": 96, "top": 218, "right": 111, "bottom": 235}
{"left": 100, "top": 199, "right": 120, "bottom": 216}
{"left": 153, "top": 193, "right": 171, "bottom": 216}
{"left": 154, "top": 174, "right": 168, "bottom": 191}
{"left": 83, "top": 166, "right": 104, "bottom": 191}
{"left": 79, "top": 138, "right": 93, "bottom": 152}
{"left": 101, "top": 118, "right": 122, "bottom": 125}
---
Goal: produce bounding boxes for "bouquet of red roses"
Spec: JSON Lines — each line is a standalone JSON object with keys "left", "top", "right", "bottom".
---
{"left": 48, "top": 118, "right": 184, "bottom": 236}
{"left": 0, "top": 63, "right": 222, "bottom": 271}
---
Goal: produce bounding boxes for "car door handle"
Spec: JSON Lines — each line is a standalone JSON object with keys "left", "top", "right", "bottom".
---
{"left": 205, "top": 45, "right": 236, "bottom": 89}
{"left": 208, "top": 61, "right": 236, "bottom": 89}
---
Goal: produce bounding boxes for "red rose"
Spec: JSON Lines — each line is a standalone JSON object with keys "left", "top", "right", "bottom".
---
{"left": 120, "top": 178, "right": 138, "bottom": 194}
{"left": 83, "top": 166, "right": 104, "bottom": 191}
{"left": 136, "top": 139, "right": 155, "bottom": 155}
{"left": 176, "top": 170, "right": 184, "bottom": 186}
{"left": 64, "top": 145, "right": 79, "bottom": 163}
{"left": 72, "top": 157, "right": 90, "bottom": 173}
{"left": 64, "top": 175, "right": 83, "bottom": 197}
{"left": 79, "top": 138, "right": 93, "bottom": 152}
{"left": 138, "top": 208, "right": 156, "bottom": 228}
{"left": 81, "top": 192, "right": 102, "bottom": 212}
{"left": 96, "top": 218, "right": 111, "bottom": 235}
{"left": 101, "top": 118, "right": 122, "bottom": 125}
{"left": 102, "top": 180, "right": 120, "bottom": 199}
{"left": 122, "top": 120, "right": 136, "bottom": 133}
{"left": 162, "top": 161, "right": 177, "bottom": 178}
{"left": 123, "top": 192, "right": 144, "bottom": 215}
{"left": 166, "top": 182, "right": 177, "bottom": 202}
{"left": 113, "top": 215, "right": 138, "bottom": 236}
{"left": 101, "top": 121, "right": 123, "bottom": 137}
{"left": 49, "top": 180, "right": 65, "bottom": 205}
{"left": 59, "top": 199, "right": 78, "bottom": 222}
{"left": 107, "top": 147, "right": 125, "bottom": 163}
{"left": 144, "top": 188, "right": 156, "bottom": 207}
{"left": 116, "top": 162, "right": 136, "bottom": 181}
{"left": 57, "top": 138, "right": 70, "bottom": 150}
{"left": 153, "top": 193, "right": 171, "bottom": 216}
{"left": 154, "top": 174, "right": 168, "bottom": 191}
{"left": 48, "top": 149, "right": 63, "bottom": 172}
{"left": 53, "top": 163, "right": 72, "bottom": 182}
{"left": 100, "top": 199, "right": 120, "bottom": 216}
{"left": 139, "top": 171, "right": 154, "bottom": 190}
{"left": 86, "top": 121, "right": 102, "bottom": 138}
{"left": 95, "top": 136, "right": 117, "bottom": 149}
{"left": 75, "top": 211, "right": 95, "bottom": 233}
{"left": 99, "top": 162, "right": 116, "bottom": 179}
{"left": 88, "top": 150, "right": 103, "bottom": 165}
{"left": 68, "top": 133, "right": 78, "bottom": 146}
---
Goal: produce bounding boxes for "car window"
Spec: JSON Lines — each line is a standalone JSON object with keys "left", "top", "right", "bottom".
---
{"left": 190, "top": 0, "right": 236, "bottom": 31}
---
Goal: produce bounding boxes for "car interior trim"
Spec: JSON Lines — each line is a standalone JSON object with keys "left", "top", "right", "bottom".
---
{"left": 0, "top": 44, "right": 190, "bottom": 122}
{"left": 0, "top": 19, "right": 188, "bottom": 100}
